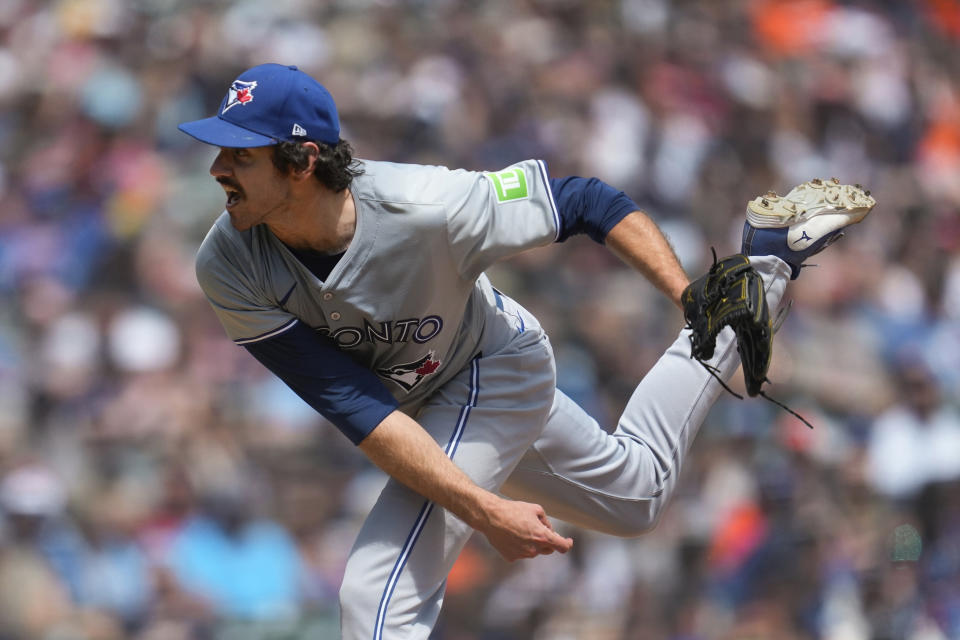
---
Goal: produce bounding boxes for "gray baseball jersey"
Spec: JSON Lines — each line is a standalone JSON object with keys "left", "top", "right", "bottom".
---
{"left": 196, "top": 158, "right": 559, "bottom": 413}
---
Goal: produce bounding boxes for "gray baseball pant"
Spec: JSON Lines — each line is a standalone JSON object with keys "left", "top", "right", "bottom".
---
{"left": 338, "top": 256, "right": 791, "bottom": 639}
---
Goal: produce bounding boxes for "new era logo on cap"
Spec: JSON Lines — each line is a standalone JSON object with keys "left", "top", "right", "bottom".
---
{"left": 177, "top": 63, "right": 340, "bottom": 148}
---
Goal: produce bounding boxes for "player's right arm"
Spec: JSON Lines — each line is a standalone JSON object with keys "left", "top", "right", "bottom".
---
{"left": 246, "top": 325, "right": 571, "bottom": 560}
{"left": 358, "top": 409, "right": 573, "bottom": 561}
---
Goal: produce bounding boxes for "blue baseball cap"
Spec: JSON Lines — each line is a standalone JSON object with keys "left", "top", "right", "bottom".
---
{"left": 178, "top": 63, "right": 340, "bottom": 147}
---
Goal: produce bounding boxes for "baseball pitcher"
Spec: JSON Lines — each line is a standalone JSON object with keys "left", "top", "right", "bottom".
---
{"left": 179, "top": 63, "right": 875, "bottom": 640}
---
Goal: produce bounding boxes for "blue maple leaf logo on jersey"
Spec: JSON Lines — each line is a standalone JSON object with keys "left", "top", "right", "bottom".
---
{"left": 376, "top": 352, "right": 442, "bottom": 392}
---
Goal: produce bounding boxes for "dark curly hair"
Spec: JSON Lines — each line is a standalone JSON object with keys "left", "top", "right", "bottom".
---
{"left": 271, "top": 139, "right": 364, "bottom": 192}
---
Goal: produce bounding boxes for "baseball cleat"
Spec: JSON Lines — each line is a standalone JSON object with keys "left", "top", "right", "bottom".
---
{"left": 740, "top": 178, "right": 876, "bottom": 279}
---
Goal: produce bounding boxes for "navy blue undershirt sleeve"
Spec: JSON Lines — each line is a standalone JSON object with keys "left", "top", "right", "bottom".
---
{"left": 549, "top": 176, "right": 639, "bottom": 243}
{"left": 244, "top": 321, "right": 398, "bottom": 445}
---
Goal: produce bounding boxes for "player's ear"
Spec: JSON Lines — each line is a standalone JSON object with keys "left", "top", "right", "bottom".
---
{"left": 293, "top": 142, "right": 320, "bottom": 181}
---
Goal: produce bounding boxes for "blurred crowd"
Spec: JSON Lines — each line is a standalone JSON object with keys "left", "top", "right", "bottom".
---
{"left": 1, "top": 0, "right": 959, "bottom": 638}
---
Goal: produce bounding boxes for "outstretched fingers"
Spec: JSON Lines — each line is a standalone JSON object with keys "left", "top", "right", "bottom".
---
{"left": 537, "top": 510, "right": 573, "bottom": 554}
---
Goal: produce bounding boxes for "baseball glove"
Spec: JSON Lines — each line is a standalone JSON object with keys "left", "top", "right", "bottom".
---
{"left": 682, "top": 252, "right": 771, "bottom": 397}
{"left": 682, "top": 251, "right": 812, "bottom": 428}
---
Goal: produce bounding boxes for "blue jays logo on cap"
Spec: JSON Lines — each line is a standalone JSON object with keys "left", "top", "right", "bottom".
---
{"left": 223, "top": 80, "right": 257, "bottom": 113}
{"left": 177, "top": 63, "right": 340, "bottom": 148}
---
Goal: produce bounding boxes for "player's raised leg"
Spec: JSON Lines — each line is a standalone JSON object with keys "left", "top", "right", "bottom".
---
{"left": 501, "top": 254, "right": 789, "bottom": 535}
{"left": 501, "top": 180, "right": 875, "bottom": 535}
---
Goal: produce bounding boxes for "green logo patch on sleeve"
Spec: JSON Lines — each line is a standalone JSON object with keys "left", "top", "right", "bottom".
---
{"left": 484, "top": 168, "right": 529, "bottom": 203}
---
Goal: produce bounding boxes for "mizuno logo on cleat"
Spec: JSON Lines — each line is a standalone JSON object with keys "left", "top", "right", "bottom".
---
{"left": 799, "top": 230, "right": 812, "bottom": 243}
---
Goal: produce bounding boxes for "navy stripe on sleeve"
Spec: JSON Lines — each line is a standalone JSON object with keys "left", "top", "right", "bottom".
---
{"left": 234, "top": 318, "right": 299, "bottom": 345}
{"left": 535, "top": 160, "right": 561, "bottom": 242}
{"left": 549, "top": 176, "right": 639, "bottom": 243}
{"left": 243, "top": 321, "right": 398, "bottom": 445}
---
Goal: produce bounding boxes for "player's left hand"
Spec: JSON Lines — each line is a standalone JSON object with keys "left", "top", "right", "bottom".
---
{"left": 478, "top": 497, "right": 573, "bottom": 561}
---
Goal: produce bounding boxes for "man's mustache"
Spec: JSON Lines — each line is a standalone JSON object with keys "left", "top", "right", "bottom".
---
{"left": 216, "top": 177, "right": 242, "bottom": 191}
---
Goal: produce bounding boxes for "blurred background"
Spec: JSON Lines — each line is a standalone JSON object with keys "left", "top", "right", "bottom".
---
{"left": 1, "top": 0, "right": 959, "bottom": 638}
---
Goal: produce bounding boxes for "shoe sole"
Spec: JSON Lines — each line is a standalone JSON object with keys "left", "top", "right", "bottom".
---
{"left": 745, "top": 178, "right": 877, "bottom": 252}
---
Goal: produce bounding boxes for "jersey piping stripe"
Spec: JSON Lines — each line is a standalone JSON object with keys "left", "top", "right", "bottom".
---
{"left": 278, "top": 282, "right": 298, "bottom": 306}
{"left": 536, "top": 159, "right": 561, "bottom": 242}
{"left": 372, "top": 356, "right": 480, "bottom": 640}
{"left": 233, "top": 318, "right": 299, "bottom": 345}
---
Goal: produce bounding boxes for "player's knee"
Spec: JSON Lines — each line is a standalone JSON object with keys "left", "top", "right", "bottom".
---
{"left": 604, "top": 500, "right": 665, "bottom": 538}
